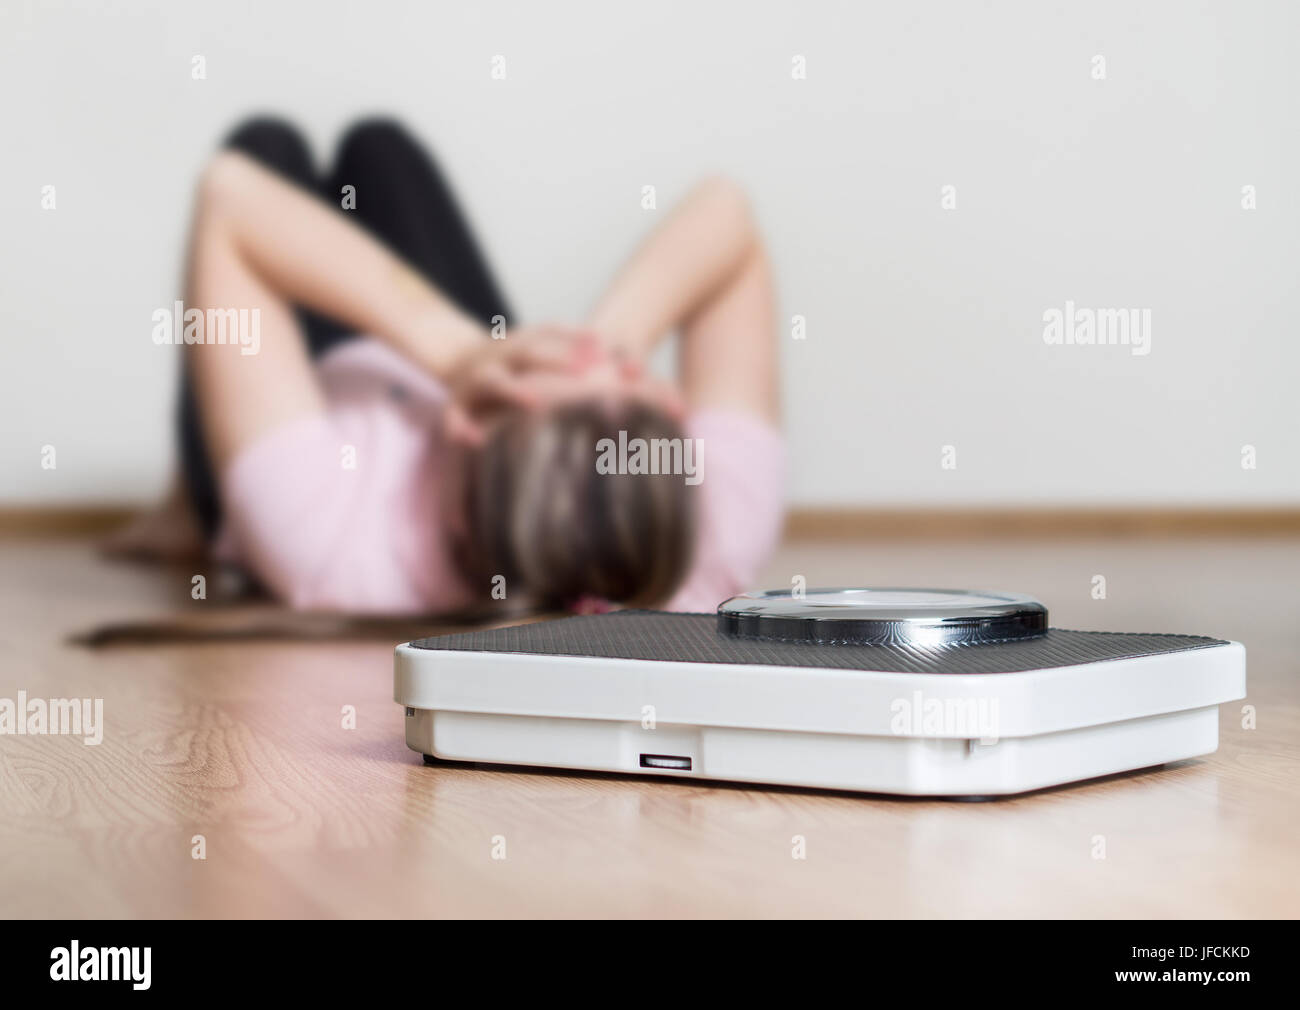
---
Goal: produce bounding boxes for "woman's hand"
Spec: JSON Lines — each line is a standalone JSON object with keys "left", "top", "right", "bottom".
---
{"left": 441, "top": 326, "right": 599, "bottom": 445}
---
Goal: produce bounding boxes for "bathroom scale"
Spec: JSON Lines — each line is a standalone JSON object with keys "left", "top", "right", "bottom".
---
{"left": 393, "top": 588, "right": 1246, "bottom": 796}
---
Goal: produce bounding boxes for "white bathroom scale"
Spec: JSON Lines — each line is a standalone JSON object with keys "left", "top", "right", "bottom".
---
{"left": 393, "top": 588, "right": 1246, "bottom": 796}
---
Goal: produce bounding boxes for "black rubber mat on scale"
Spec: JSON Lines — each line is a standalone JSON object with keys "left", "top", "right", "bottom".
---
{"left": 409, "top": 611, "right": 1227, "bottom": 675}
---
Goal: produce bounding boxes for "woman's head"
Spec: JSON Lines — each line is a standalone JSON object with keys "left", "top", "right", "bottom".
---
{"left": 453, "top": 395, "right": 697, "bottom": 610}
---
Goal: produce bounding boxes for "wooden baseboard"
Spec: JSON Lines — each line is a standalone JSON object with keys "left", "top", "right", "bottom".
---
{"left": 2, "top": 505, "right": 1300, "bottom": 539}
{"left": 0, "top": 506, "right": 137, "bottom": 536}
{"left": 783, "top": 507, "right": 1300, "bottom": 538}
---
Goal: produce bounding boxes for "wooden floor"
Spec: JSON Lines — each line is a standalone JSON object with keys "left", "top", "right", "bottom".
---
{"left": 1, "top": 530, "right": 1297, "bottom": 918}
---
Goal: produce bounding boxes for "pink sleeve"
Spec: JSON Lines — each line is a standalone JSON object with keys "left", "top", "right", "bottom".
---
{"left": 664, "top": 408, "right": 786, "bottom": 613}
{"left": 216, "top": 412, "right": 363, "bottom": 610}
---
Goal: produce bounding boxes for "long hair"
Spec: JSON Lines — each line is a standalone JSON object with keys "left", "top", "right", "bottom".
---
{"left": 452, "top": 399, "right": 697, "bottom": 609}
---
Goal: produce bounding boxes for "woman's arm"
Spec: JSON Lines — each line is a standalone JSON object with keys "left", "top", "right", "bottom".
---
{"left": 585, "top": 177, "right": 779, "bottom": 422}
{"left": 197, "top": 151, "right": 487, "bottom": 375}
{"left": 185, "top": 151, "right": 570, "bottom": 470}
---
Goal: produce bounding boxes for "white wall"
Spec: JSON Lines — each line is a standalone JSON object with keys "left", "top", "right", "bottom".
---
{"left": 2, "top": 0, "right": 1296, "bottom": 506}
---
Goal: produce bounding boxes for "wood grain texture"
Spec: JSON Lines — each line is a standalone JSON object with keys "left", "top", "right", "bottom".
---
{"left": 0, "top": 532, "right": 1296, "bottom": 918}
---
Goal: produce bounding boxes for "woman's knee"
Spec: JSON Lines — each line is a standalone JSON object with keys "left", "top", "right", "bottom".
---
{"left": 334, "top": 116, "right": 438, "bottom": 175}
{"left": 221, "top": 115, "right": 314, "bottom": 183}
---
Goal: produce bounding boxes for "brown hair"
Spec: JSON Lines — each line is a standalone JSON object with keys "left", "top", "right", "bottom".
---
{"left": 453, "top": 399, "right": 697, "bottom": 609}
